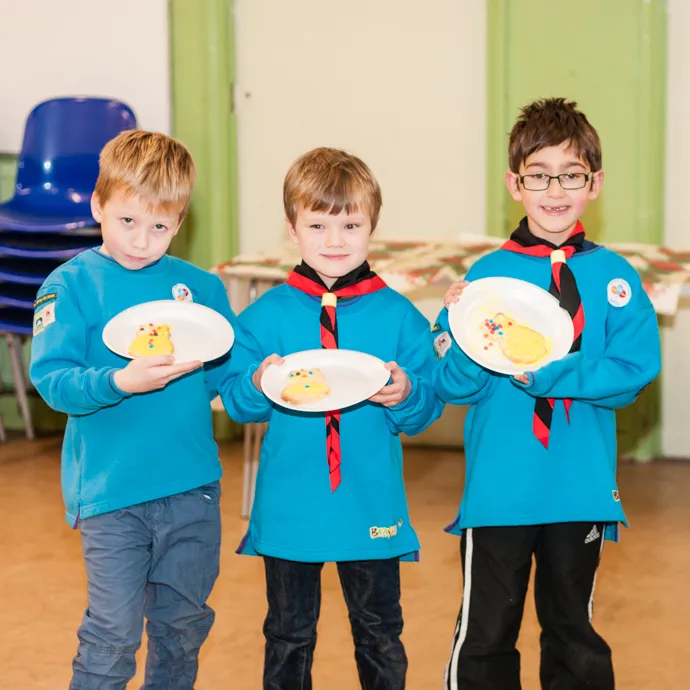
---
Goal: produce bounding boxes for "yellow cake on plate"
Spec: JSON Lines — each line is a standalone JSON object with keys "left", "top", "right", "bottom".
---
{"left": 128, "top": 323, "right": 174, "bottom": 357}
{"left": 281, "top": 368, "right": 330, "bottom": 404}
{"left": 484, "top": 312, "right": 548, "bottom": 365}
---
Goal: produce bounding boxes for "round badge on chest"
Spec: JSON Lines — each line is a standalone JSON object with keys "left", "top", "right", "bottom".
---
{"left": 172, "top": 283, "right": 193, "bottom": 302}
{"left": 607, "top": 278, "right": 631, "bottom": 307}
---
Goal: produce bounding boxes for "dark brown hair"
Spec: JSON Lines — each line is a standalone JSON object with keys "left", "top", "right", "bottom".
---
{"left": 508, "top": 98, "right": 602, "bottom": 173}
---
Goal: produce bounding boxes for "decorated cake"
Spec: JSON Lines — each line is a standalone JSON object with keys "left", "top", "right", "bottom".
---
{"left": 483, "top": 312, "right": 548, "bottom": 365}
{"left": 128, "top": 323, "right": 174, "bottom": 357}
{"left": 281, "top": 368, "right": 330, "bottom": 404}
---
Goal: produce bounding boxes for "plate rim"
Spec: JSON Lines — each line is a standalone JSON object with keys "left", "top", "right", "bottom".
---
{"left": 261, "top": 348, "right": 390, "bottom": 412}
{"left": 447, "top": 276, "right": 574, "bottom": 375}
{"left": 102, "top": 298, "right": 235, "bottom": 363}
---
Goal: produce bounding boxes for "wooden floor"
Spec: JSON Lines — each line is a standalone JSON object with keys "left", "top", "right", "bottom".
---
{"left": 1, "top": 437, "right": 688, "bottom": 689}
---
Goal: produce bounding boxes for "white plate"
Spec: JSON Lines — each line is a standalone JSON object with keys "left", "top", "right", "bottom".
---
{"left": 447, "top": 277, "right": 574, "bottom": 375}
{"left": 261, "top": 349, "right": 390, "bottom": 412}
{"left": 102, "top": 300, "right": 235, "bottom": 363}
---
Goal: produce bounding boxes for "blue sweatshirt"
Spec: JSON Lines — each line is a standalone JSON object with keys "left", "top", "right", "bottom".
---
{"left": 30, "top": 249, "right": 237, "bottom": 525}
{"left": 220, "top": 284, "right": 444, "bottom": 562}
{"left": 433, "top": 246, "right": 661, "bottom": 541}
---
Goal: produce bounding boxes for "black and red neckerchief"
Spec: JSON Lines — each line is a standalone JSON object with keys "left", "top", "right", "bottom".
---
{"left": 502, "top": 217, "right": 587, "bottom": 449}
{"left": 286, "top": 261, "right": 387, "bottom": 490}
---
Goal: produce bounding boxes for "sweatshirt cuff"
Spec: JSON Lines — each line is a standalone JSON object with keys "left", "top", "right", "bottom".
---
{"left": 243, "top": 364, "right": 272, "bottom": 407}
{"left": 512, "top": 368, "right": 553, "bottom": 397}
{"left": 389, "top": 368, "right": 419, "bottom": 412}
{"left": 103, "top": 369, "right": 132, "bottom": 403}
{"left": 450, "top": 345, "right": 484, "bottom": 376}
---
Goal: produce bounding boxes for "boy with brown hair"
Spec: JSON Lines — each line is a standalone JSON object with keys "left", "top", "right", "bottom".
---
{"left": 433, "top": 98, "right": 661, "bottom": 689}
{"left": 30, "top": 130, "right": 237, "bottom": 689}
{"left": 221, "top": 146, "right": 443, "bottom": 689}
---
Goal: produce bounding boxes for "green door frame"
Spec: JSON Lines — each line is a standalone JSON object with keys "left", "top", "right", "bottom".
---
{"left": 168, "top": 0, "right": 239, "bottom": 269}
{"left": 169, "top": 0, "right": 240, "bottom": 440}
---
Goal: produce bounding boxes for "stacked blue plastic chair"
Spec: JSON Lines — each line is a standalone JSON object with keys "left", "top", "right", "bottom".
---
{"left": 0, "top": 97, "right": 137, "bottom": 440}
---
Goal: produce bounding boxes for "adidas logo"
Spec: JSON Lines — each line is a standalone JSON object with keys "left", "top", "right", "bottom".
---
{"left": 585, "top": 525, "right": 601, "bottom": 544}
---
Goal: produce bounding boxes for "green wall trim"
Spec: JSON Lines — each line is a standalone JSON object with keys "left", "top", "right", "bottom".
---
{"left": 168, "top": 0, "right": 239, "bottom": 269}
{"left": 486, "top": 0, "right": 508, "bottom": 238}
{"left": 626, "top": 1, "right": 667, "bottom": 459}
{"left": 0, "top": 153, "right": 17, "bottom": 203}
{"left": 635, "top": 0, "right": 668, "bottom": 246}
{"left": 169, "top": 0, "right": 240, "bottom": 441}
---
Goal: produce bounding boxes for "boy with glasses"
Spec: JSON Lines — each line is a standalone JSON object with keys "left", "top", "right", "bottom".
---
{"left": 433, "top": 98, "right": 661, "bottom": 690}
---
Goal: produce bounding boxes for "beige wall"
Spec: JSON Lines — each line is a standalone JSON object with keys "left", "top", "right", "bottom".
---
{"left": 234, "top": 0, "right": 487, "bottom": 253}
{"left": 662, "top": 0, "right": 690, "bottom": 457}
{"left": 0, "top": 0, "right": 170, "bottom": 152}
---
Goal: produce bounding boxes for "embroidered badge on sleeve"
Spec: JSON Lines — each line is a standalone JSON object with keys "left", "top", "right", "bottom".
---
{"left": 33, "top": 292, "right": 57, "bottom": 336}
{"left": 434, "top": 331, "right": 452, "bottom": 360}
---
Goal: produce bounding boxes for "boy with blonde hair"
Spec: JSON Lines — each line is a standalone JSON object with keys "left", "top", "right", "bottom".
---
{"left": 30, "top": 130, "right": 237, "bottom": 689}
{"left": 434, "top": 98, "right": 661, "bottom": 690}
{"left": 222, "top": 147, "right": 443, "bottom": 689}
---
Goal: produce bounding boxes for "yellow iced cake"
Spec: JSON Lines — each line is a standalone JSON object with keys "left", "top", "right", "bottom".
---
{"left": 281, "top": 368, "right": 330, "bottom": 404}
{"left": 128, "top": 323, "right": 174, "bottom": 357}
{"left": 484, "top": 312, "right": 548, "bottom": 365}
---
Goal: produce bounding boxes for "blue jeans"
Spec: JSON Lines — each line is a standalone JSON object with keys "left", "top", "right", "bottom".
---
{"left": 263, "top": 557, "right": 407, "bottom": 690}
{"left": 69, "top": 482, "right": 222, "bottom": 690}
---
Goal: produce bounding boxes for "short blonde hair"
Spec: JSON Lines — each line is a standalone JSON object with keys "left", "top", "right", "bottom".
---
{"left": 283, "top": 147, "right": 383, "bottom": 230}
{"left": 94, "top": 130, "right": 196, "bottom": 219}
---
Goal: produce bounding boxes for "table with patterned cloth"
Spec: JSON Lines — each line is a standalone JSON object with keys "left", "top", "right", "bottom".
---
{"left": 212, "top": 234, "right": 690, "bottom": 316}
{"left": 210, "top": 235, "right": 690, "bottom": 517}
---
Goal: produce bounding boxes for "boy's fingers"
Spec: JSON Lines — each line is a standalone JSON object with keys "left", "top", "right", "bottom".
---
{"left": 373, "top": 396, "right": 401, "bottom": 405}
{"left": 166, "top": 361, "right": 203, "bottom": 378}
{"left": 141, "top": 355, "right": 176, "bottom": 367}
{"left": 374, "top": 395, "right": 403, "bottom": 407}
{"left": 385, "top": 361, "right": 402, "bottom": 377}
{"left": 370, "top": 386, "right": 402, "bottom": 402}
{"left": 369, "top": 393, "right": 392, "bottom": 403}
{"left": 380, "top": 380, "right": 404, "bottom": 393}
{"left": 264, "top": 354, "right": 284, "bottom": 369}
{"left": 370, "top": 385, "right": 397, "bottom": 399}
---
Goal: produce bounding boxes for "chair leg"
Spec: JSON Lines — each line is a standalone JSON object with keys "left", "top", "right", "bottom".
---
{"left": 248, "top": 422, "right": 265, "bottom": 513}
{"left": 6, "top": 334, "right": 35, "bottom": 441}
{"left": 0, "top": 351, "right": 6, "bottom": 442}
{"left": 241, "top": 423, "right": 254, "bottom": 518}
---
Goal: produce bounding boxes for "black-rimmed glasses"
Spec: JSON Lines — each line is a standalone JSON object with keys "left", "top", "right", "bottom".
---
{"left": 519, "top": 172, "right": 593, "bottom": 191}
